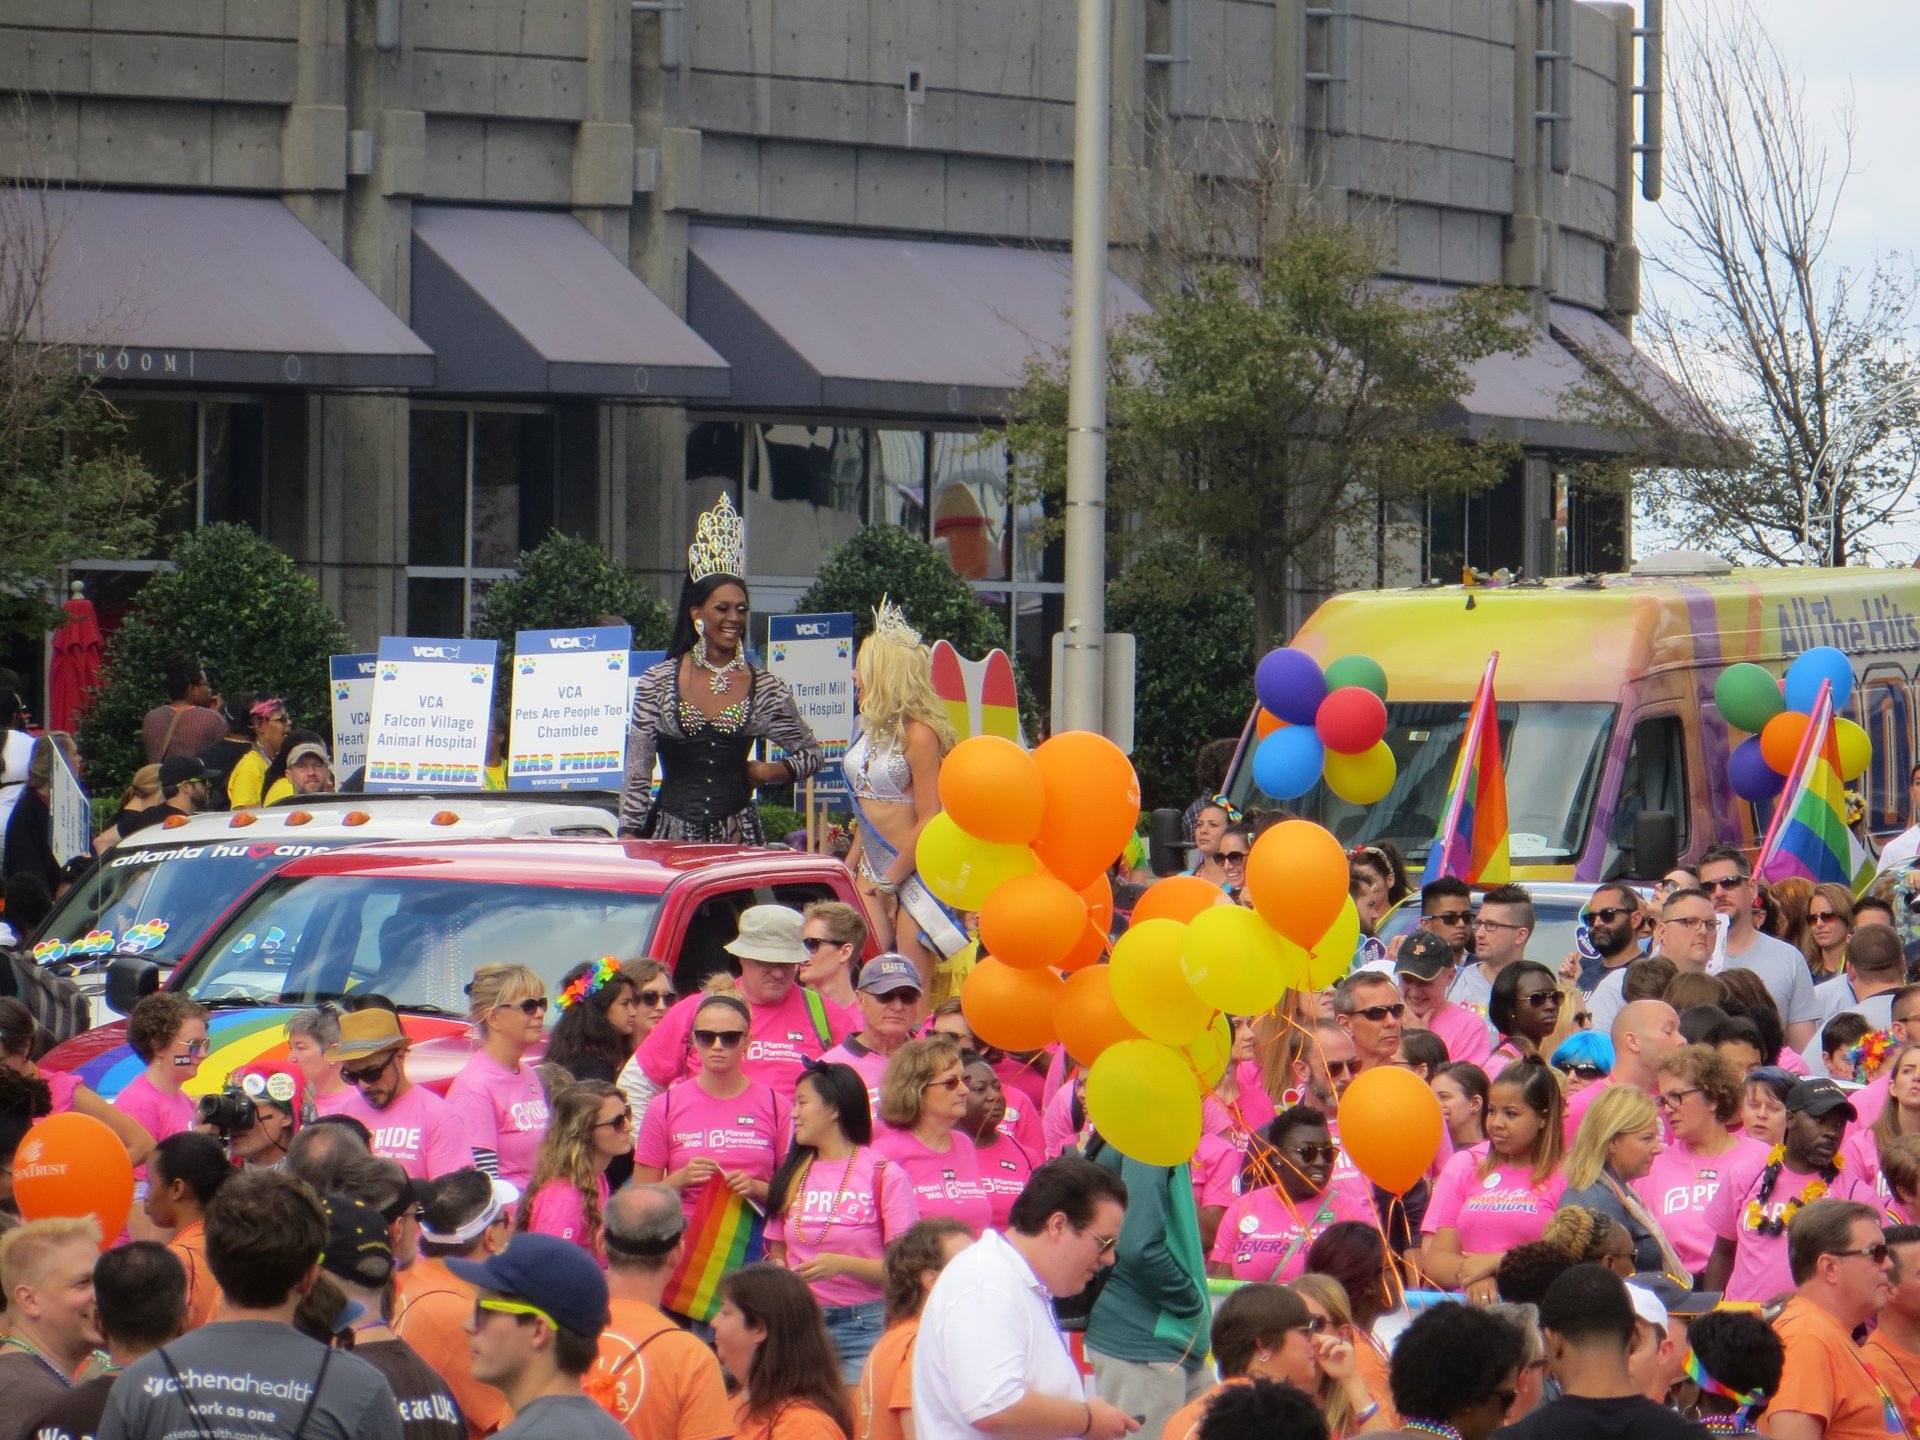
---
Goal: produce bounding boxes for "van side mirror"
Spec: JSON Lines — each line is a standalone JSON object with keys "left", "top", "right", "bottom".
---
{"left": 1633, "top": 810, "right": 1680, "bottom": 881}
{"left": 1147, "top": 808, "right": 1189, "bottom": 877}
{"left": 106, "top": 955, "right": 161, "bottom": 1016}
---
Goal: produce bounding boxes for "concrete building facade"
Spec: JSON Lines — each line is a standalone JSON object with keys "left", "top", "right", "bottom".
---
{"left": 0, "top": 0, "right": 1670, "bottom": 678}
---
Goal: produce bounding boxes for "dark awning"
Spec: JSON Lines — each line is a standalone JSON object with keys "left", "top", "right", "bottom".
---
{"left": 10, "top": 188, "right": 433, "bottom": 388}
{"left": 1548, "top": 302, "right": 1734, "bottom": 458}
{"left": 411, "top": 207, "right": 729, "bottom": 399}
{"left": 687, "top": 225, "right": 1150, "bottom": 417}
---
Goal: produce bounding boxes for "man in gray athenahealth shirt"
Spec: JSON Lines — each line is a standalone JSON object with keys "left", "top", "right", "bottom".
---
{"left": 98, "top": 1169, "right": 403, "bottom": 1440}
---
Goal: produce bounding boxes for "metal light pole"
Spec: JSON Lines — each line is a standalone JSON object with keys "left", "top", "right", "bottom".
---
{"left": 1057, "top": 0, "right": 1111, "bottom": 735}
{"left": 1804, "top": 369, "right": 1920, "bottom": 567}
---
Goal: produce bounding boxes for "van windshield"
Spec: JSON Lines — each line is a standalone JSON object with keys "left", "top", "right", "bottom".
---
{"left": 1229, "top": 701, "right": 1616, "bottom": 865}
{"left": 35, "top": 838, "right": 357, "bottom": 965}
{"left": 171, "top": 873, "right": 662, "bottom": 1013}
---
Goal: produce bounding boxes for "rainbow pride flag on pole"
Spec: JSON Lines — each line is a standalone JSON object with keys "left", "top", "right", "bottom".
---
{"left": 1421, "top": 652, "right": 1510, "bottom": 886}
{"left": 1755, "top": 680, "right": 1876, "bottom": 894}
{"left": 659, "top": 1182, "right": 766, "bottom": 1323}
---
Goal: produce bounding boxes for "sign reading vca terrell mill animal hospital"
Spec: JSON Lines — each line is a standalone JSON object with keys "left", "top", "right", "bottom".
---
{"left": 364, "top": 637, "right": 498, "bottom": 791}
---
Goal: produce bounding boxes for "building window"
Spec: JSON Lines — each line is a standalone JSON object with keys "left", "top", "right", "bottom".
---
{"left": 406, "top": 406, "right": 557, "bottom": 636}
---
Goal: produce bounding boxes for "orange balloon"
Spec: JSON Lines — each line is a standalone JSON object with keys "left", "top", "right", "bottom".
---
{"left": 979, "top": 871, "right": 1089, "bottom": 971}
{"left": 12, "top": 1112, "right": 134, "bottom": 1246}
{"left": 1244, "top": 819, "right": 1349, "bottom": 947}
{"left": 1131, "top": 874, "right": 1227, "bottom": 926}
{"left": 1082, "top": 874, "right": 1114, "bottom": 934}
{"left": 1059, "top": 876, "right": 1115, "bottom": 972}
{"left": 1054, "top": 965, "right": 1144, "bottom": 1065}
{"left": 939, "top": 735, "right": 1046, "bottom": 845}
{"left": 1761, "top": 710, "right": 1813, "bottom": 774}
{"left": 962, "top": 957, "right": 1063, "bottom": 1051}
{"left": 1255, "top": 709, "right": 1285, "bottom": 738}
{"left": 1336, "top": 1065, "right": 1444, "bottom": 1195}
{"left": 1031, "top": 732, "right": 1142, "bottom": 890}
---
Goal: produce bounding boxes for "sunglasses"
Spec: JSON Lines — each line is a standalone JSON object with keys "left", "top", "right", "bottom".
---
{"left": 1520, "top": 990, "right": 1562, "bottom": 1009}
{"left": 1580, "top": 906, "right": 1634, "bottom": 925}
{"left": 925, "top": 1075, "right": 967, "bottom": 1092}
{"left": 1217, "top": 851, "right": 1249, "bottom": 866}
{"left": 179, "top": 1038, "right": 212, "bottom": 1056}
{"left": 1323, "top": 1058, "right": 1358, "bottom": 1077}
{"left": 693, "top": 1028, "right": 747, "bottom": 1048}
{"left": 594, "top": 1108, "right": 634, "bottom": 1132}
{"left": 872, "top": 990, "right": 924, "bottom": 1007}
{"left": 637, "top": 989, "right": 675, "bottom": 1007}
{"left": 1809, "top": 911, "right": 1843, "bottom": 923}
{"left": 1427, "top": 911, "right": 1472, "bottom": 925}
{"left": 342, "top": 1051, "right": 399, "bottom": 1087}
{"left": 1704, "top": 875, "right": 1750, "bottom": 892}
{"left": 1355, "top": 1003, "right": 1406, "bottom": 1022}
{"left": 497, "top": 997, "right": 548, "bottom": 1017}
{"left": 473, "top": 1297, "right": 556, "bottom": 1331}
{"left": 800, "top": 937, "right": 845, "bottom": 953}
{"left": 1834, "top": 1243, "right": 1891, "bottom": 1265}
{"left": 1285, "top": 1143, "right": 1339, "bottom": 1165}
{"left": 1294, "top": 1315, "right": 1330, "bottom": 1336}
{"left": 1555, "top": 1062, "right": 1606, "bottom": 1081}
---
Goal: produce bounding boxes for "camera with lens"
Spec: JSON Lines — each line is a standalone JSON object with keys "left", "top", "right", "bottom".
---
{"left": 197, "top": 1084, "right": 258, "bottom": 1140}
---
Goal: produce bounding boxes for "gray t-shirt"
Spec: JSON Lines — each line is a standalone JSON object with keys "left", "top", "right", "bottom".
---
{"left": 1724, "top": 930, "right": 1822, "bottom": 1025}
{"left": 98, "top": 1321, "right": 403, "bottom": 1440}
{"left": 492, "top": 1396, "right": 629, "bottom": 1440}
{"left": 1447, "top": 961, "right": 1498, "bottom": 1011}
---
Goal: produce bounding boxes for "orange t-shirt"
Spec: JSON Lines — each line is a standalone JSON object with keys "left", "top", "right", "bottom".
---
{"left": 394, "top": 1258, "right": 508, "bottom": 1439}
{"left": 1863, "top": 1328, "right": 1920, "bottom": 1437}
{"left": 167, "top": 1222, "right": 219, "bottom": 1331}
{"left": 1352, "top": 1334, "right": 1399, "bottom": 1429}
{"left": 734, "top": 1398, "right": 850, "bottom": 1440}
{"left": 855, "top": 1319, "right": 917, "bottom": 1440}
{"left": 1162, "top": 1377, "right": 1249, "bottom": 1440}
{"left": 1765, "top": 1295, "right": 1905, "bottom": 1440}
{"left": 591, "top": 1296, "right": 733, "bottom": 1440}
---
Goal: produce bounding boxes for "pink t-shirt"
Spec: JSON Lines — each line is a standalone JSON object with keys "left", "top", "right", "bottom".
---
{"left": 1562, "top": 1075, "right": 1630, "bottom": 1146}
{"left": 313, "top": 1086, "right": 356, "bottom": 1117}
{"left": 445, "top": 1051, "right": 550, "bottom": 1187}
{"left": 819, "top": 1038, "right": 892, "bottom": 1119}
{"left": 974, "top": 1130, "right": 1034, "bottom": 1231}
{"left": 1425, "top": 1003, "right": 1496, "bottom": 1069}
{"left": 1209, "top": 1176, "right": 1377, "bottom": 1282}
{"left": 42, "top": 1069, "right": 80, "bottom": 1114}
{"left": 767, "top": 1146, "right": 920, "bottom": 1306}
{"left": 1705, "top": 1144, "right": 1878, "bottom": 1302}
{"left": 993, "top": 1054, "right": 1049, "bottom": 1112}
{"left": 115, "top": 1072, "right": 196, "bottom": 1182}
{"left": 1043, "top": 1082, "right": 1083, "bottom": 1159}
{"left": 1191, "top": 1133, "right": 1242, "bottom": 1213}
{"left": 1631, "top": 1134, "right": 1768, "bottom": 1274}
{"left": 1849, "top": 1073, "right": 1891, "bottom": 1137}
{"left": 1421, "top": 1147, "right": 1567, "bottom": 1252}
{"left": 526, "top": 1173, "right": 612, "bottom": 1258}
{"left": 1840, "top": 1128, "right": 1893, "bottom": 1205}
{"left": 873, "top": 1128, "right": 993, "bottom": 1235}
{"left": 1201, "top": 1085, "right": 1276, "bottom": 1145}
{"left": 638, "top": 989, "right": 854, "bottom": 1099}
{"left": 999, "top": 1090, "right": 1046, "bottom": 1157}
{"left": 337, "top": 1082, "right": 476, "bottom": 1180}
{"left": 633, "top": 1077, "right": 789, "bottom": 1217}
{"left": 1776, "top": 1047, "right": 1811, "bottom": 1077}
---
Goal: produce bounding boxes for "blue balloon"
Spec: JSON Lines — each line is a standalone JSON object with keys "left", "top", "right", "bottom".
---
{"left": 1255, "top": 648, "right": 1327, "bottom": 727}
{"left": 1252, "top": 726, "right": 1326, "bottom": 800}
{"left": 1728, "top": 735, "right": 1785, "bottom": 803}
{"left": 1784, "top": 646, "right": 1854, "bottom": 715}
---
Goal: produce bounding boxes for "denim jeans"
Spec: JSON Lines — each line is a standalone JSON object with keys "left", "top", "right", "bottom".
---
{"left": 820, "top": 1298, "right": 886, "bottom": 1385}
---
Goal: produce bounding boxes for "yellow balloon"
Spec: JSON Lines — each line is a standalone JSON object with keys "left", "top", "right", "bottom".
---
{"left": 1109, "top": 918, "right": 1213, "bottom": 1046}
{"left": 1181, "top": 1013, "right": 1235, "bottom": 1088}
{"left": 1836, "top": 718, "right": 1873, "bottom": 781}
{"left": 1307, "top": 898, "right": 1361, "bottom": 988}
{"left": 916, "top": 813, "right": 1038, "bottom": 911}
{"left": 1324, "top": 742, "right": 1396, "bottom": 805}
{"left": 1180, "top": 905, "right": 1291, "bottom": 1014}
{"left": 1086, "top": 1039, "right": 1205, "bottom": 1165}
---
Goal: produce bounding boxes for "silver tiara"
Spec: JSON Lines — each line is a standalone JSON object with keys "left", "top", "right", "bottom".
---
{"left": 873, "top": 595, "right": 921, "bottom": 648}
{"left": 688, "top": 493, "right": 746, "bottom": 581}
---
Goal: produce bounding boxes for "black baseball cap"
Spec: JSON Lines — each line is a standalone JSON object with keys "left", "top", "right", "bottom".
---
{"left": 1786, "top": 1078, "right": 1857, "bottom": 1121}
{"left": 158, "top": 754, "right": 207, "bottom": 790}
{"left": 321, "top": 1196, "right": 393, "bottom": 1286}
{"left": 1394, "top": 930, "right": 1456, "bottom": 980}
{"left": 447, "top": 1232, "right": 611, "bottom": 1337}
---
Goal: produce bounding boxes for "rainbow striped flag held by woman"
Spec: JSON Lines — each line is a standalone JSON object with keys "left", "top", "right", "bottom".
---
{"left": 660, "top": 1182, "right": 767, "bottom": 1323}
{"left": 1421, "top": 653, "right": 1510, "bottom": 886}
{"left": 1756, "top": 680, "right": 1876, "bottom": 894}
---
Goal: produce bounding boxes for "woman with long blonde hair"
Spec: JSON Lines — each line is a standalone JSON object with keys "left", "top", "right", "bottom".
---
{"left": 518, "top": 1080, "right": 630, "bottom": 1258}
{"left": 1289, "top": 1273, "right": 1394, "bottom": 1436}
{"left": 446, "top": 962, "right": 553, "bottom": 1187}
{"left": 844, "top": 598, "right": 962, "bottom": 985}
{"left": 1558, "top": 1084, "right": 1687, "bottom": 1278}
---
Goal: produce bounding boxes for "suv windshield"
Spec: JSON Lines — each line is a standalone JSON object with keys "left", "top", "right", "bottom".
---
{"left": 1230, "top": 701, "right": 1615, "bottom": 865}
{"left": 172, "top": 873, "right": 663, "bottom": 1012}
{"left": 37, "top": 838, "right": 356, "bottom": 965}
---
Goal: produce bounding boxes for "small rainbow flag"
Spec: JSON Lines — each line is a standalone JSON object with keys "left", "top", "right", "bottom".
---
{"left": 660, "top": 1181, "right": 766, "bottom": 1323}
{"left": 1756, "top": 680, "right": 1876, "bottom": 894}
{"left": 1421, "top": 652, "right": 1510, "bottom": 886}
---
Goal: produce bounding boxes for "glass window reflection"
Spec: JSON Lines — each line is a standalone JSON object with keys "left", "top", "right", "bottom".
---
{"left": 930, "top": 432, "right": 1008, "bottom": 583}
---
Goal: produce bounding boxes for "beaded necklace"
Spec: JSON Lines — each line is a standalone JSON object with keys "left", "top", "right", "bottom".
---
{"left": 1397, "top": 1421, "right": 1462, "bottom": 1440}
{"left": 790, "top": 1151, "right": 861, "bottom": 1246}
{"left": 693, "top": 640, "right": 745, "bottom": 696}
{"left": 1, "top": 1334, "right": 74, "bottom": 1389}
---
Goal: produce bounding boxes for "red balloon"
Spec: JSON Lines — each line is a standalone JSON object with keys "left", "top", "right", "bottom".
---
{"left": 1315, "top": 686, "right": 1389, "bottom": 755}
{"left": 12, "top": 1113, "right": 133, "bottom": 1246}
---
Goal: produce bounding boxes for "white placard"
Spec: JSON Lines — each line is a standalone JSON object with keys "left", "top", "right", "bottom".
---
{"left": 364, "top": 637, "right": 497, "bottom": 790}
{"left": 49, "top": 744, "right": 91, "bottom": 864}
{"left": 766, "top": 613, "right": 855, "bottom": 789}
{"left": 507, "top": 626, "right": 633, "bottom": 790}
{"left": 329, "top": 653, "right": 375, "bottom": 777}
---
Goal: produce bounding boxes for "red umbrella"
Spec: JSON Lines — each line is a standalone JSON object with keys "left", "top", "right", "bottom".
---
{"left": 49, "top": 584, "right": 103, "bottom": 734}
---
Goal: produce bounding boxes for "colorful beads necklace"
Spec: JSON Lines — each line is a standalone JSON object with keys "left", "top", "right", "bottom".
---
{"left": 790, "top": 1152, "right": 861, "bottom": 1246}
{"left": 1397, "top": 1422, "right": 1462, "bottom": 1440}
{"left": 1743, "top": 1144, "right": 1840, "bottom": 1235}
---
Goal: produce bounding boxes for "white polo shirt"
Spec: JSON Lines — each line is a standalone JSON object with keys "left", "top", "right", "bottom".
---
{"left": 913, "top": 1228, "right": 1086, "bottom": 1440}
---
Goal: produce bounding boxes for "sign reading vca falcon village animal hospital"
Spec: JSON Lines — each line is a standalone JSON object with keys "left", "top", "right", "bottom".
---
{"left": 364, "top": 637, "right": 497, "bottom": 791}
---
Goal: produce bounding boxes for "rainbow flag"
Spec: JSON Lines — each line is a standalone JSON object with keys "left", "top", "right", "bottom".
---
{"left": 1755, "top": 681, "right": 1876, "bottom": 894}
{"left": 659, "top": 1181, "right": 766, "bottom": 1323}
{"left": 1421, "top": 653, "right": 1510, "bottom": 885}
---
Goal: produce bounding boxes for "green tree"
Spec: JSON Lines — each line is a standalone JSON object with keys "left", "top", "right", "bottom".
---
{"left": 795, "top": 524, "right": 1008, "bottom": 656}
{"left": 1005, "top": 216, "right": 1529, "bottom": 649}
{"left": 474, "top": 531, "right": 672, "bottom": 650}
{"left": 80, "top": 525, "right": 351, "bottom": 792}
{"left": 1107, "top": 536, "right": 1254, "bottom": 810}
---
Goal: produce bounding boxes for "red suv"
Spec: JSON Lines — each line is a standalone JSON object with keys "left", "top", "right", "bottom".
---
{"left": 50, "top": 837, "right": 874, "bottom": 1100}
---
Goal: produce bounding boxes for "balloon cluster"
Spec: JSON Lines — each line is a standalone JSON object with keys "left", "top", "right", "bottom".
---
{"left": 1715, "top": 646, "right": 1871, "bottom": 803}
{"left": 1248, "top": 651, "right": 1398, "bottom": 803}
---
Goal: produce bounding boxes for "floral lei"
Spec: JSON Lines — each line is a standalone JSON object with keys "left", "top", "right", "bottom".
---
{"left": 1744, "top": 1143, "right": 1841, "bottom": 1235}
{"left": 557, "top": 956, "right": 620, "bottom": 1012}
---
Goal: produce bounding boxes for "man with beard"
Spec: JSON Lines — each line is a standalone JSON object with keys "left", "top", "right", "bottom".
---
{"left": 1576, "top": 883, "right": 1642, "bottom": 995}
{"left": 1592, "top": 888, "right": 1712, "bottom": 1035}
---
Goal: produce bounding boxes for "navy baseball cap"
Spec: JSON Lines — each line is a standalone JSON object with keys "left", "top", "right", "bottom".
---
{"left": 857, "top": 953, "right": 923, "bottom": 996}
{"left": 446, "top": 1232, "right": 611, "bottom": 1336}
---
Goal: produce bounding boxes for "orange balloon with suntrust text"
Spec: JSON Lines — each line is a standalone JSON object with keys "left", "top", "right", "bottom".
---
{"left": 13, "top": 1113, "right": 133, "bottom": 1247}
